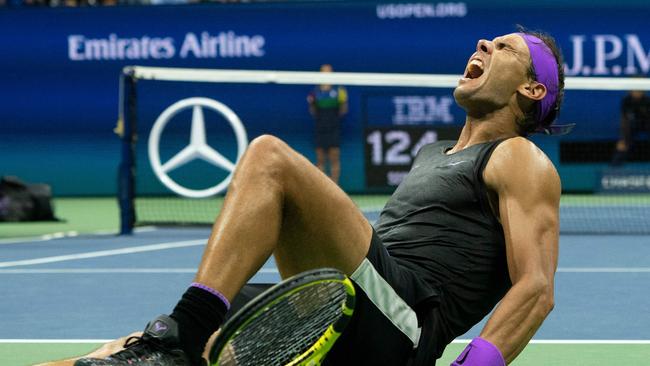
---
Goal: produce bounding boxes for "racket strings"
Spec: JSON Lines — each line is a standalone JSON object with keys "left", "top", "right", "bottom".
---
{"left": 218, "top": 281, "right": 347, "bottom": 366}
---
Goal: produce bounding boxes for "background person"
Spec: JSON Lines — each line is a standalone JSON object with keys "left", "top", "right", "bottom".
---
{"left": 307, "top": 64, "right": 348, "bottom": 184}
{"left": 612, "top": 81, "right": 650, "bottom": 166}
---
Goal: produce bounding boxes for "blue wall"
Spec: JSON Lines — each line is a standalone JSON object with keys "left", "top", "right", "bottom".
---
{"left": 1, "top": 2, "right": 650, "bottom": 195}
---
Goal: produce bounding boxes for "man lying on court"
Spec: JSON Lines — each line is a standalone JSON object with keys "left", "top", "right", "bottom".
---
{"left": 60, "top": 29, "right": 565, "bottom": 366}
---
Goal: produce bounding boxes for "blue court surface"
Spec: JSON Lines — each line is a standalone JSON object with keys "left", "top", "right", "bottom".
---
{"left": 1, "top": 225, "right": 649, "bottom": 362}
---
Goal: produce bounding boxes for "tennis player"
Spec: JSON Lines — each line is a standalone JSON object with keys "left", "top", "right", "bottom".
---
{"left": 73, "top": 29, "right": 563, "bottom": 366}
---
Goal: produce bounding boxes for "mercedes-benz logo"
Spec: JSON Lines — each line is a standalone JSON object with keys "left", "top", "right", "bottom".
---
{"left": 148, "top": 97, "right": 248, "bottom": 198}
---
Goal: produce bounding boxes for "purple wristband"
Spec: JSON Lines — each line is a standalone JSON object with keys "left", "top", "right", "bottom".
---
{"left": 190, "top": 282, "right": 231, "bottom": 310}
{"left": 450, "top": 337, "right": 505, "bottom": 366}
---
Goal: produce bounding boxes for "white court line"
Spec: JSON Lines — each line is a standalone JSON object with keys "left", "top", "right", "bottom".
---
{"left": 0, "top": 268, "right": 280, "bottom": 274}
{"left": 2, "top": 267, "right": 649, "bottom": 274}
{"left": 557, "top": 267, "right": 650, "bottom": 273}
{"left": 132, "top": 226, "right": 159, "bottom": 233}
{"left": 0, "top": 339, "right": 112, "bottom": 344}
{"left": 451, "top": 339, "right": 650, "bottom": 344}
{"left": 0, "top": 226, "right": 158, "bottom": 245}
{"left": 0, "top": 339, "right": 648, "bottom": 344}
{"left": 0, "top": 240, "right": 206, "bottom": 268}
{"left": 0, "top": 232, "right": 80, "bottom": 245}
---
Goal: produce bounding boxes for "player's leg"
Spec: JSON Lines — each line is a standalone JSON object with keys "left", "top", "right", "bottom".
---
{"left": 74, "top": 135, "right": 373, "bottom": 366}
{"left": 201, "top": 136, "right": 427, "bottom": 365}
{"left": 194, "top": 134, "right": 372, "bottom": 297}
{"left": 187, "top": 134, "right": 371, "bottom": 363}
{"left": 327, "top": 147, "right": 341, "bottom": 184}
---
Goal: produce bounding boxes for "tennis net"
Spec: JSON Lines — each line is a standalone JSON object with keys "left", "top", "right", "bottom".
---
{"left": 117, "top": 67, "right": 650, "bottom": 235}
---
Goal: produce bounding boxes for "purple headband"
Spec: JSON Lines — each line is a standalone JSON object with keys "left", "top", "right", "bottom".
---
{"left": 518, "top": 33, "right": 561, "bottom": 133}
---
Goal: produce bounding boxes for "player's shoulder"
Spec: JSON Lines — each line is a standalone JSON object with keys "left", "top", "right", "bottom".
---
{"left": 492, "top": 136, "right": 553, "bottom": 166}
{"left": 486, "top": 136, "right": 560, "bottom": 192}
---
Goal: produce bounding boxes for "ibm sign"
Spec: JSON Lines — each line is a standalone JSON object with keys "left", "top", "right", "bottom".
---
{"left": 364, "top": 93, "right": 462, "bottom": 189}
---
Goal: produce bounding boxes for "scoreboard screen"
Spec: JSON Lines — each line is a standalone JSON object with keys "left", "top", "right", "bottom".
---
{"left": 364, "top": 126, "right": 461, "bottom": 188}
{"left": 362, "top": 91, "right": 463, "bottom": 190}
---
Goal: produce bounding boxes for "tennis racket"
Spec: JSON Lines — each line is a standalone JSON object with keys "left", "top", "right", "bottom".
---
{"left": 209, "top": 268, "right": 356, "bottom": 366}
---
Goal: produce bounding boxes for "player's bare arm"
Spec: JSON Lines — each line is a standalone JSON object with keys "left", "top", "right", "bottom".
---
{"left": 480, "top": 136, "right": 560, "bottom": 363}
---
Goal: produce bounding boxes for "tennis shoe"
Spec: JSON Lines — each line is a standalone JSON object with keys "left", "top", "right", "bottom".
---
{"left": 74, "top": 314, "right": 204, "bottom": 366}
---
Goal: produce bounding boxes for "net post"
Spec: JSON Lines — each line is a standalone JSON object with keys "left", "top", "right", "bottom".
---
{"left": 118, "top": 67, "right": 137, "bottom": 235}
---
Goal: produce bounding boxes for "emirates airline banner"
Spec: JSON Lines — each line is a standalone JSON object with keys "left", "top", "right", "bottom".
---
{"left": 1, "top": 2, "right": 649, "bottom": 193}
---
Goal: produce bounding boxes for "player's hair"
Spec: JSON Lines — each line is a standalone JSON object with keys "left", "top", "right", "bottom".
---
{"left": 516, "top": 26, "right": 565, "bottom": 136}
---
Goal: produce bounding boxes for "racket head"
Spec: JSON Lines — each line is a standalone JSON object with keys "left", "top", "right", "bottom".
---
{"left": 209, "top": 268, "right": 356, "bottom": 366}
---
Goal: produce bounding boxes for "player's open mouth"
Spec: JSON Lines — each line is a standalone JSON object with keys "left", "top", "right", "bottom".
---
{"left": 462, "top": 58, "right": 485, "bottom": 81}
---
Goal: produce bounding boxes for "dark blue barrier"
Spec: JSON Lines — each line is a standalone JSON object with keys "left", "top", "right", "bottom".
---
{"left": 1, "top": 2, "right": 650, "bottom": 194}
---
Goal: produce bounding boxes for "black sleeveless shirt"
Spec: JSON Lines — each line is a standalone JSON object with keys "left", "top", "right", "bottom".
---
{"left": 374, "top": 139, "right": 511, "bottom": 358}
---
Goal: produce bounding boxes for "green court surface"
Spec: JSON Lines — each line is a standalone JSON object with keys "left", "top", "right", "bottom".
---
{"left": 560, "top": 193, "right": 650, "bottom": 206}
{"left": 2, "top": 342, "right": 648, "bottom": 366}
{"left": 2, "top": 194, "right": 647, "bottom": 239}
{"left": 0, "top": 196, "right": 388, "bottom": 239}
{"left": 0, "top": 198, "right": 119, "bottom": 239}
